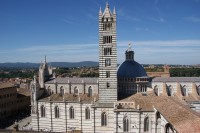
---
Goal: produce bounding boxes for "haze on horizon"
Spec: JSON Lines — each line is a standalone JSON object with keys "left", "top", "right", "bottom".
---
{"left": 0, "top": 0, "right": 200, "bottom": 65}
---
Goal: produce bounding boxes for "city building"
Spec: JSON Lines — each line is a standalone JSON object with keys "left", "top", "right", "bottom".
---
{"left": 0, "top": 83, "right": 17, "bottom": 120}
{"left": 0, "top": 83, "right": 30, "bottom": 121}
{"left": 30, "top": 3, "right": 200, "bottom": 133}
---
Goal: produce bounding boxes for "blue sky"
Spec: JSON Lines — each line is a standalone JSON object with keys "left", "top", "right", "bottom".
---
{"left": 0, "top": 0, "right": 200, "bottom": 65}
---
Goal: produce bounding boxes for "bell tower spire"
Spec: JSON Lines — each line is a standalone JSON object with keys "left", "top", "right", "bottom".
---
{"left": 99, "top": 2, "right": 117, "bottom": 103}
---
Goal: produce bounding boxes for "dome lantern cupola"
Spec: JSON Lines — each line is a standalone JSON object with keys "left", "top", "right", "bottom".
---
{"left": 117, "top": 43, "right": 147, "bottom": 78}
{"left": 125, "top": 43, "right": 134, "bottom": 61}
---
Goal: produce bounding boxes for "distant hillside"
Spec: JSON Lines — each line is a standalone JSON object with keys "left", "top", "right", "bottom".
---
{"left": 0, "top": 61, "right": 98, "bottom": 68}
{"left": 50, "top": 61, "right": 98, "bottom": 67}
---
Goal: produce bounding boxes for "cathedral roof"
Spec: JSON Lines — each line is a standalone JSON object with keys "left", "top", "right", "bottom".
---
{"left": 39, "top": 93, "right": 98, "bottom": 103}
{"left": 45, "top": 77, "right": 98, "bottom": 84}
{"left": 0, "top": 82, "right": 15, "bottom": 89}
{"left": 152, "top": 77, "right": 200, "bottom": 82}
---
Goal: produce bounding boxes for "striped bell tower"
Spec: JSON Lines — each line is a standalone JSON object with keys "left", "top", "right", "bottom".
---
{"left": 99, "top": 2, "right": 117, "bottom": 103}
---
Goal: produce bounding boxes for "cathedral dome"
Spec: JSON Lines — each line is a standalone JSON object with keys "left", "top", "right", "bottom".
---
{"left": 117, "top": 60, "right": 147, "bottom": 78}
{"left": 117, "top": 44, "right": 147, "bottom": 78}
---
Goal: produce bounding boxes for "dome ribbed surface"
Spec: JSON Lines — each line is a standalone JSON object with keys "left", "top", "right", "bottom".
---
{"left": 117, "top": 60, "right": 147, "bottom": 78}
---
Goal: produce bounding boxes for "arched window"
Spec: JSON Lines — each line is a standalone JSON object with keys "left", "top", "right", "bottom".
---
{"left": 197, "top": 85, "right": 200, "bottom": 96}
{"left": 144, "top": 117, "right": 149, "bottom": 132}
{"left": 101, "top": 112, "right": 107, "bottom": 126}
{"left": 123, "top": 116, "right": 129, "bottom": 132}
{"left": 40, "top": 105, "right": 45, "bottom": 117}
{"left": 74, "top": 87, "right": 78, "bottom": 95}
{"left": 85, "top": 107, "right": 90, "bottom": 120}
{"left": 181, "top": 85, "right": 187, "bottom": 96}
{"left": 55, "top": 106, "right": 59, "bottom": 118}
{"left": 154, "top": 85, "right": 159, "bottom": 96}
{"left": 165, "top": 123, "right": 174, "bottom": 133}
{"left": 69, "top": 106, "right": 74, "bottom": 119}
{"left": 88, "top": 86, "right": 92, "bottom": 97}
{"left": 60, "top": 86, "right": 64, "bottom": 96}
{"left": 156, "top": 112, "right": 161, "bottom": 133}
{"left": 167, "top": 85, "right": 173, "bottom": 96}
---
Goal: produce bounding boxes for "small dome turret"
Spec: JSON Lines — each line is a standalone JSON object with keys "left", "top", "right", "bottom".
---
{"left": 125, "top": 43, "right": 134, "bottom": 61}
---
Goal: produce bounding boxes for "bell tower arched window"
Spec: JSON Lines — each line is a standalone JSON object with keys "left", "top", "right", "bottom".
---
{"left": 105, "top": 59, "right": 111, "bottom": 66}
{"left": 104, "top": 48, "right": 112, "bottom": 55}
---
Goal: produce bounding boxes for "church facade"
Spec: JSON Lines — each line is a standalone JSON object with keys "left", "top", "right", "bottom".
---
{"left": 30, "top": 3, "right": 200, "bottom": 133}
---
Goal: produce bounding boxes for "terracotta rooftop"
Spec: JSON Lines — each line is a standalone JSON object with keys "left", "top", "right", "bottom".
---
{"left": 152, "top": 96, "right": 200, "bottom": 133}
{"left": 92, "top": 102, "right": 114, "bottom": 108}
{"left": 152, "top": 77, "right": 200, "bottom": 82}
{"left": 17, "top": 88, "right": 31, "bottom": 97}
{"left": 118, "top": 92, "right": 155, "bottom": 111}
{"left": 45, "top": 77, "right": 98, "bottom": 84}
{"left": 39, "top": 93, "right": 98, "bottom": 103}
{"left": 0, "top": 82, "right": 15, "bottom": 89}
{"left": 120, "top": 92, "right": 200, "bottom": 133}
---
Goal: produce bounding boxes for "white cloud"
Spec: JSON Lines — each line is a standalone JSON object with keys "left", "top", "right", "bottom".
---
{"left": 118, "top": 40, "right": 200, "bottom": 47}
{"left": 149, "top": 17, "right": 165, "bottom": 23}
{"left": 117, "top": 40, "right": 200, "bottom": 64}
{"left": 184, "top": 16, "right": 200, "bottom": 22}
{"left": 16, "top": 43, "right": 97, "bottom": 52}
{"left": 63, "top": 19, "right": 74, "bottom": 24}
{"left": 0, "top": 40, "right": 199, "bottom": 64}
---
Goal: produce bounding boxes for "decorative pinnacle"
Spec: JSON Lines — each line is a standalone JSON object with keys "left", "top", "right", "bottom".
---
{"left": 44, "top": 55, "right": 46, "bottom": 63}
{"left": 106, "top": 1, "right": 109, "bottom": 8}
{"left": 33, "top": 74, "right": 36, "bottom": 83}
{"left": 113, "top": 6, "right": 116, "bottom": 14}
{"left": 99, "top": 6, "right": 102, "bottom": 14}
